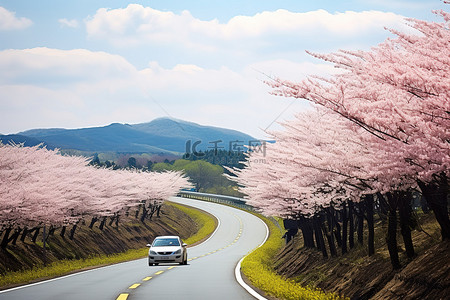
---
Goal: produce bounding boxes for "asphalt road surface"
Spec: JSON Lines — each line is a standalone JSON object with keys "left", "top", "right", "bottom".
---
{"left": 0, "top": 196, "right": 268, "bottom": 300}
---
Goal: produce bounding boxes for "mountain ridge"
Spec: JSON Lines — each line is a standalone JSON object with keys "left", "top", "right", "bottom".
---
{"left": 1, "top": 117, "right": 255, "bottom": 154}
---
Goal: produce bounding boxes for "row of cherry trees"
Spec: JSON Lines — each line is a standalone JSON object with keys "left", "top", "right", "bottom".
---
{"left": 230, "top": 7, "right": 449, "bottom": 269}
{"left": 0, "top": 143, "right": 192, "bottom": 248}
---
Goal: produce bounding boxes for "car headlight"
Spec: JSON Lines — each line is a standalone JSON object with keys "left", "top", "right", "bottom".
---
{"left": 173, "top": 249, "right": 181, "bottom": 255}
{"left": 149, "top": 250, "right": 158, "bottom": 255}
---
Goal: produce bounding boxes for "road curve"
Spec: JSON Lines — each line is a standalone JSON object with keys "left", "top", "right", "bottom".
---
{"left": 0, "top": 196, "right": 268, "bottom": 300}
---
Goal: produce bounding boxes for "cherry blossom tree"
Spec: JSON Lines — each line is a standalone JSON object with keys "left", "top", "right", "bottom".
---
{"left": 230, "top": 7, "right": 449, "bottom": 268}
{"left": 229, "top": 108, "right": 380, "bottom": 257}
{"left": 267, "top": 8, "right": 450, "bottom": 241}
{"left": 0, "top": 143, "right": 192, "bottom": 247}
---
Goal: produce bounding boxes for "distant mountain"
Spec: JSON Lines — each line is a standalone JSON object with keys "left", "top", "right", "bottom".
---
{"left": 0, "top": 134, "right": 53, "bottom": 148}
{"left": 4, "top": 117, "right": 255, "bottom": 154}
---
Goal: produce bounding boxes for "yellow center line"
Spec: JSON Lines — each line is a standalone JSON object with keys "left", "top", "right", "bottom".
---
{"left": 116, "top": 215, "right": 245, "bottom": 300}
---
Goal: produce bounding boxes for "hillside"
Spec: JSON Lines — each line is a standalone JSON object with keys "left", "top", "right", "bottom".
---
{"left": 273, "top": 212, "right": 449, "bottom": 299}
{"left": 0, "top": 202, "right": 205, "bottom": 289}
{"left": 1, "top": 117, "right": 255, "bottom": 154}
{"left": 0, "top": 134, "right": 54, "bottom": 148}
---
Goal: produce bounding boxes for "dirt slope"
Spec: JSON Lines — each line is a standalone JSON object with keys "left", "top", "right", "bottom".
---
{"left": 273, "top": 214, "right": 449, "bottom": 299}
{"left": 0, "top": 202, "right": 197, "bottom": 275}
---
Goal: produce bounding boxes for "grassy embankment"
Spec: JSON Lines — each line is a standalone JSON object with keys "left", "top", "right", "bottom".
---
{"left": 0, "top": 201, "right": 216, "bottom": 288}
{"left": 241, "top": 215, "right": 347, "bottom": 300}
{"left": 272, "top": 211, "right": 445, "bottom": 299}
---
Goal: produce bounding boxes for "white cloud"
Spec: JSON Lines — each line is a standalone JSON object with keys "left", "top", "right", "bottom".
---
{"left": 58, "top": 18, "right": 79, "bottom": 28}
{"left": 138, "top": 61, "right": 244, "bottom": 92}
{"left": 221, "top": 9, "right": 405, "bottom": 38}
{"left": 0, "top": 6, "right": 32, "bottom": 31}
{"left": 0, "top": 47, "right": 137, "bottom": 86}
{"left": 0, "top": 47, "right": 337, "bottom": 137}
{"left": 85, "top": 4, "right": 408, "bottom": 50}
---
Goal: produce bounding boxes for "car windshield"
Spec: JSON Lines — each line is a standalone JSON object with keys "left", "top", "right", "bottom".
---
{"left": 152, "top": 238, "right": 180, "bottom": 247}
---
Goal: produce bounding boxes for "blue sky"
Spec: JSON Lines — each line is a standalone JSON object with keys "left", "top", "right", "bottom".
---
{"left": 0, "top": 1, "right": 446, "bottom": 138}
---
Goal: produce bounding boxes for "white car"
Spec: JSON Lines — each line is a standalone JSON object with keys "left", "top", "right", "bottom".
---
{"left": 147, "top": 236, "right": 188, "bottom": 266}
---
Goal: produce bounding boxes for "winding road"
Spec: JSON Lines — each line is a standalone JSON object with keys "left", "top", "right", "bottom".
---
{"left": 0, "top": 196, "right": 268, "bottom": 300}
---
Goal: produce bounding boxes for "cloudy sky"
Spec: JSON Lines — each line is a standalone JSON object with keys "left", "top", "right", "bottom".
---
{"left": 0, "top": 0, "right": 446, "bottom": 138}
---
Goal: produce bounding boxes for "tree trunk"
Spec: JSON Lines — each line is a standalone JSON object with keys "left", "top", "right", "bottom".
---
{"left": 60, "top": 226, "right": 66, "bottom": 238}
{"left": 31, "top": 227, "right": 41, "bottom": 243}
{"left": 298, "top": 216, "right": 315, "bottom": 248}
{"left": 357, "top": 201, "right": 364, "bottom": 245}
{"left": 135, "top": 205, "right": 140, "bottom": 219}
{"left": 323, "top": 211, "right": 338, "bottom": 257}
{"left": 1, "top": 227, "right": 12, "bottom": 249}
{"left": 69, "top": 224, "right": 77, "bottom": 240}
{"left": 43, "top": 225, "right": 47, "bottom": 266}
{"left": 418, "top": 177, "right": 450, "bottom": 240}
{"left": 342, "top": 202, "right": 348, "bottom": 254}
{"left": 313, "top": 215, "right": 328, "bottom": 258}
{"left": 156, "top": 205, "right": 162, "bottom": 218}
{"left": 386, "top": 192, "right": 401, "bottom": 269}
{"left": 11, "top": 228, "right": 22, "bottom": 245}
{"left": 148, "top": 207, "right": 156, "bottom": 220}
{"left": 89, "top": 217, "right": 98, "bottom": 229}
{"left": 348, "top": 201, "right": 355, "bottom": 249}
{"left": 99, "top": 216, "right": 107, "bottom": 230}
{"left": 398, "top": 191, "right": 415, "bottom": 259}
{"left": 140, "top": 205, "right": 149, "bottom": 222}
{"left": 331, "top": 207, "right": 342, "bottom": 248}
{"left": 365, "top": 195, "right": 375, "bottom": 256}
{"left": 20, "top": 227, "right": 29, "bottom": 242}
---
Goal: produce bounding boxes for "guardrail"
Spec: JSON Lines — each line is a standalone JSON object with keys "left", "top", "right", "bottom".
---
{"left": 177, "top": 190, "right": 255, "bottom": 211}
{"left": 177, "top": 191, "right": 283, "bottom": 232}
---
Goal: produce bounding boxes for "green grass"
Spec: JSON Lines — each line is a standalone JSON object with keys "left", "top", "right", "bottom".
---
{"left": 0, "top": 202, "right": 217, "bottom": 289}
{"left": 166, "top": 201, "right": 217, "bottom": 245}
{"left": 241, "top": 215, "right": 347, "bottom": 300}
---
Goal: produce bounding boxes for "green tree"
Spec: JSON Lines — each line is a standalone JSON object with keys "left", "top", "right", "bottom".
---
{"left": 172, "top": 159, "right": 191, "bottom": 170}
{"left": 182, "top": 160, "right": 224, "bottom": 191}
{"left": 151, "top": 162, "right": 173, "bottom": 172}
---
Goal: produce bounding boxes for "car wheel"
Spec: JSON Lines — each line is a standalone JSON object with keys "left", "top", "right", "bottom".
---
{"left": 149, "top": 262, "right": 153, "bottom": 266}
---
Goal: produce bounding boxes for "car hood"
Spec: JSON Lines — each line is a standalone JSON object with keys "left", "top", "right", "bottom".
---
{"left": 151, "top": 246, "right": 181, "bottom": 252}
